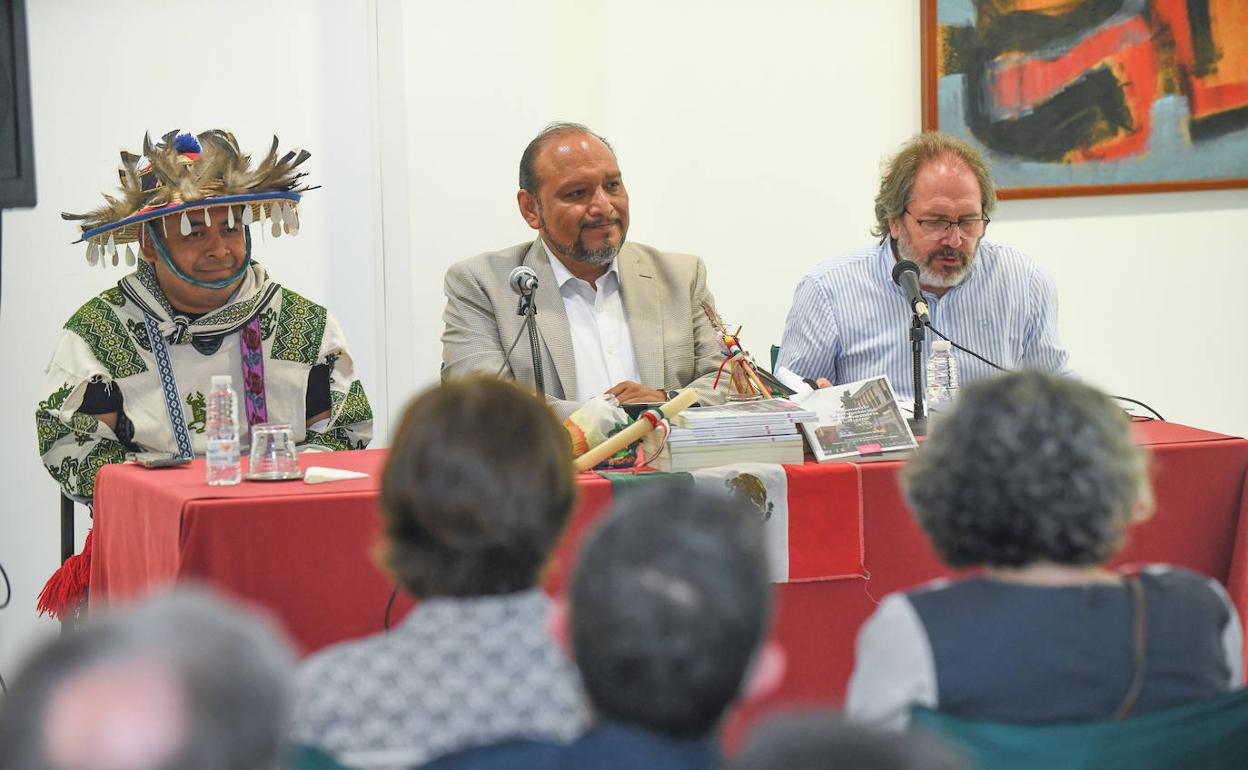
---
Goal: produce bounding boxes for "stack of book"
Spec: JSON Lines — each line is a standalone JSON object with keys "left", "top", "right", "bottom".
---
{"left": 651, "top": 399, "right": 818, "bottom": 472}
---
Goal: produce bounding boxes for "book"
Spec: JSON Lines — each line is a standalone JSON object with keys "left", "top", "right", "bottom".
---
{"left": 675, "top": 398, "right": 819, "bottom": 429}
{"left": 667, "top": 422, "right": 800, "bottom": 444}
{"left": 793, "top": 376, "right": 917, "bottom": 463}
{"left": 666, "top": 432, "right": 801, "bottom": 448}
{"left": 649, "top": 436, "right": 806, "bottom": 472}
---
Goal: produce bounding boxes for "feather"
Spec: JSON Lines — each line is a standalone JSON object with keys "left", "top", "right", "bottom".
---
{"left": 65, "top": 128, "right": 317, "bottom": 240}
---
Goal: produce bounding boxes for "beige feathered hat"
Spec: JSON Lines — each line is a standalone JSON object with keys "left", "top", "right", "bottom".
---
{"left": 63, "top": 129, "right": 316, "bottom": 267}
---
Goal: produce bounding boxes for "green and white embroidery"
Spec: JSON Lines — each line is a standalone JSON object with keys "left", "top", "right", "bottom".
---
{"left": 185, "top": 391, "right": 207, "bottom": 434}
{"left": 65, "top": 297, "right": 148, "bottom": 380}
{"left": 271, "top": 288, "right": 327, "bottom": 364}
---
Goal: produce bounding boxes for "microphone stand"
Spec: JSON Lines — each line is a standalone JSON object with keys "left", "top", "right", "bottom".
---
{"left": 517, "top": 290, "right": 544, "bottom": 399}
{"left": 909, "top": 312, "right": 927, "bottom": 437}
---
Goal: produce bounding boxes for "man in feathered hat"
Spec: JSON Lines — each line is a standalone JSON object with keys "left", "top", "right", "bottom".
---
{"left": 35, "top": 130, "right": 373, "bottom": 617}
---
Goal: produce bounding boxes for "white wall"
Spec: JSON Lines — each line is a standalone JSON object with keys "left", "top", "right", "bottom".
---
{"left": 393, "top": 0, "right": 1247, "bottom": 433}
{"left": 4, "top": 0, "right": 1246, "bottom": 683}
{"left": 0, "top": 0, "right": 381, "bottom": 680}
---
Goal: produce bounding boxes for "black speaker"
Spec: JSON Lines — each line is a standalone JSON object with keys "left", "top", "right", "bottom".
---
{"left": 0, "top": 0, "right": 34, "bottom": 209}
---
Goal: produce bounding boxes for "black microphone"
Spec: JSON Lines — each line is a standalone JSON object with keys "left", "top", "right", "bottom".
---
{"left": 891, "top": 259, "right": 930, "bottom": 324}
{"left": 509, "top": 265, "right": 539, "bottom": 295}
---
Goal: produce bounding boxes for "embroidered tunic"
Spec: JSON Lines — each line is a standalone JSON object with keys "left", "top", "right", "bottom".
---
{"left": 36, "top": 261, "right": 372, "bottom": 499}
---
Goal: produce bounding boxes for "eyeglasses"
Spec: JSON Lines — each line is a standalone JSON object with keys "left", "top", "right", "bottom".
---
{"left": 905, "top": 209, "right": 990, "bottom": 240}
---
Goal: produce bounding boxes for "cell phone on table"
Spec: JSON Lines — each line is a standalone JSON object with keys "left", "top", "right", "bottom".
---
{"left": 131, "top": 451, "right": 192, "bottom": 468}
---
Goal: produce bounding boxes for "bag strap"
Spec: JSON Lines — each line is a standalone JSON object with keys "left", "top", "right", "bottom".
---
{"left": 1110, "top": 574, "right": 1147, "bottom": 720}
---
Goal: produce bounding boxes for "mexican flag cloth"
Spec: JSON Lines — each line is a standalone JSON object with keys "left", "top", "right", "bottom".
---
{"left": 546, "top": 462, "right": 864, "bottom": 591}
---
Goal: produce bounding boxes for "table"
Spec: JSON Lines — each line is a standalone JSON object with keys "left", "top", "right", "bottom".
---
{"left": 90, "top": 420, "right": 1248, "bottom": 744}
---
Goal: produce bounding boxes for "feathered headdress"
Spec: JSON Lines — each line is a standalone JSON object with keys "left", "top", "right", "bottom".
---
{"left": 63, "top": 129, "right": 316, "bottom": 267}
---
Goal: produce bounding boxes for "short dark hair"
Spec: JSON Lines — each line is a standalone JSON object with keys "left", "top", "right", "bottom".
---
{"left": 518, "top": 122, "right": 615, "bottom": 194}
{"left": 381, "top": 376, "right": 575, "bottom": 598}
{"left": 570, "top": 484, "right": 771, "bottom": 737}
{"left": 733, "top": 712, "right": 969, "bottom": 770}
{"left": 0, "top": 588, "right": 294, "bottom": 770}
{"left": 902, "top": 371, "right": 1150, "bottom": 568}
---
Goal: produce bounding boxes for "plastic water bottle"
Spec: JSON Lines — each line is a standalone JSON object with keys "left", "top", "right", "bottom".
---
{"left": 924, "top": 340, "right": 960, "bottom": 413}
{"left": 205, "top": 374, "right": 242, "bottom": 485}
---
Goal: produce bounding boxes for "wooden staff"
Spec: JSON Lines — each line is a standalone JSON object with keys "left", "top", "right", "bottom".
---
{"left": 573, "top": 388, "right": 699, "bottom": 472}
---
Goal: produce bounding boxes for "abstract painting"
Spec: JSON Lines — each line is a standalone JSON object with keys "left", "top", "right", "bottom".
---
{"left": 922, "top": 0, "right": 1248, "bottom": 198}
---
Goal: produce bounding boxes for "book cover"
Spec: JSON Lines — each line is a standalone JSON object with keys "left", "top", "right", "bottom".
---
{"left": 794, "top": 376, "right": 917, "bottom": 463}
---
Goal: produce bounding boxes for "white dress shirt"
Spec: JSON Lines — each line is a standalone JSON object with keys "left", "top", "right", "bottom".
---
{"left": 543, "top": 241, "right": 641, "bottom": 402}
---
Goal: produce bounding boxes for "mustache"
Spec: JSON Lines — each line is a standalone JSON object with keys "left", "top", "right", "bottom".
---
{"left": 926, "top": 247, "right": 966, "bottom": 261}
{"left": 582, "top": 218, "right": 622, "bottom": 229}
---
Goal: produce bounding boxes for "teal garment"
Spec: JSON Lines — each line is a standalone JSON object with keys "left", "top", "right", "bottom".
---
{"left": 911, "top": 688, "right": 1248, "bottom": 770}
{"left": 289, "top": 744, "right": 351, "bottom": 770}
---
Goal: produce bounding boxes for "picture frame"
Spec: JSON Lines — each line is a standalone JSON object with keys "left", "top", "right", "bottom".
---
{"left": 920, "top": 0, "right": 1248, "bottom": 199}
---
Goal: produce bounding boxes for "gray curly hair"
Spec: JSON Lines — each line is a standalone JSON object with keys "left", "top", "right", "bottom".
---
{"left": 901, "top": 371, "right": 1151, "bottom": 568}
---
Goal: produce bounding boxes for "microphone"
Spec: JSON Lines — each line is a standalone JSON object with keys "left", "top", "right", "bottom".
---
{"left": 509, "top": 265, "right": 539, "bottom": 296}
{"left": 891, "top": 259, "right": 930, "bottom": 324}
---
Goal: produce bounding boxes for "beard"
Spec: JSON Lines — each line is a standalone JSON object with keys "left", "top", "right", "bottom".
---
{"left": 897, "top": 229, "right": 976, "bottom": 289}
{"left": 538, "top": 207, "right": 625, "bottom": 265}
{"left": 544, "top": 230, "right": 620, "bottom": 265}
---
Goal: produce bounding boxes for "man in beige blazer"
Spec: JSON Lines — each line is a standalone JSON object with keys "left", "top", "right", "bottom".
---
{"left": 441, "top": 123, "right": 726, "bottom": 417}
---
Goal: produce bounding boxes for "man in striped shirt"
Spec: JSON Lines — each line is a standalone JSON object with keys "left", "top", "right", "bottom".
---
{"left": 777, "top": 133, "right": 1069, "bottom": 402}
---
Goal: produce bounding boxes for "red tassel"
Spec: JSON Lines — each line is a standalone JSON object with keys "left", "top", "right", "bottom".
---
{"left": 37, "top": 529, "right": 94, "bottom": 621}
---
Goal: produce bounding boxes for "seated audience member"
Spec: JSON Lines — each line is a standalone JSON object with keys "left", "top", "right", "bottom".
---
{"left": 776, "top": 132, "right": 1069, "bottom": 402}
{"left": 732, "top": 711, "right": 968, "bottom": 770}
{"left": 847, "top": 372, "right": 1244, "bottom": 729}
{"left": 289, "top": 377, "right": 586, "bottom": 769}
{"left": 424, "top": 483, "right": 781, "bottom": 770}
{"left": 441, "top": 122, "right": 727, "bottom": 417}
{"left": 0, "top": 587, "right": 295, "bottom": 770}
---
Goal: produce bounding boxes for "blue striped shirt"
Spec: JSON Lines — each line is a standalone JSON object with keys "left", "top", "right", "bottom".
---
{"left": 776, "top": 240, "right": 1070, "bottom": 403}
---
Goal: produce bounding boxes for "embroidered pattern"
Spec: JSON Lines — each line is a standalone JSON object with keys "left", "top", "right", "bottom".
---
{"left": 79, "top": 440, "right": 127, "bottom": 496}
{"left": 45, "top": 456, "right": 80, "bottom": 497}
{"left": 332, "top": 379, "right": 373, "bottom": 427}
{"left": 240, "top": 315, "right": 268, "bottom": 427}
{"left": 260, "top": 308, "right": 277, "bottom": 340}
{"left": 70, "top": 412, "right": 100, "bottom": 446}
{"left": 197, "top": 290, "right": 265, "bottom": 327}
{"left": 36, "top": 412, "right": 72, "bottom": 456}
{"left": 102, "top": 287, "right": 127, "bottom": 307}
{"left": 302, "top": 427, "right": 367, "bottom": 452}
{"left": 46, "top": 440, "right": 126, "bottom": 498}
{"left": 145, "top": 314, "right": 194, "bottom": 458}
{"left": 65, "top": 297, "right": 149, "bottom": 379}
{"left": 35, "top": 384, "right": 76, "bottom": 456}
{"left": 135, "top": 261, "right": 175, "bottom": 317}
{"left": 127, "top": 318, "right": 152, "bottom": 352}
{"left": 271, "top": 289, "right": 326, "bottom": 364}
{"left": 186, "top": 391, "right": 207, "bottom": 434}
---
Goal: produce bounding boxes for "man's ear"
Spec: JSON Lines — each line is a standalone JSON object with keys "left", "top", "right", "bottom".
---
{"left": 888, "top": 216, "right": 903, "bottom": 241}
{"left": 138, "top": 223, "right": 158, "bottom": 265}
{"left": 518, "top": 189, "right": 542, "bottom": 231}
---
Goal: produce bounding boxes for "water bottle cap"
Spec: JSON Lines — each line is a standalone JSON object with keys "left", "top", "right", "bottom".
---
{"left": 932, "top": 340, "right": 952, "bottom": 352}
{"left": 211, "top": 375, "right": 233, "bottom": 389}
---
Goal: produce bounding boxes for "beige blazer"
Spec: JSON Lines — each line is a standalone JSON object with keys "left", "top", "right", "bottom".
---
{"left": 441, "top": 239, "right": 727, "bottom": 416}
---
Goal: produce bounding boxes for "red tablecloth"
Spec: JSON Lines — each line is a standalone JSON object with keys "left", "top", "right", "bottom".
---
{"left": 90, "top": 421, "right": 1248, "bottom": 745}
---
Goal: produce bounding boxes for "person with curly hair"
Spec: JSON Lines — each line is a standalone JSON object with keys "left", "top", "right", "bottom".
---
{"left": 846, "top": 371, "right": 1243, "bottom": 729}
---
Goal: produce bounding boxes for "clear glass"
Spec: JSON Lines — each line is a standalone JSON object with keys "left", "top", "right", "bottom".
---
{"left": 247, "top": 423, "right": 300, "bottom": 479}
